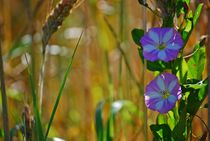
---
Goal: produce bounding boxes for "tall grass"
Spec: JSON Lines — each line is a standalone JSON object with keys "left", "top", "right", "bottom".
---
{"left": 45, "top": 30, "right": 83, "bottom": 140}
{"left": 0, "top": 34, "right": 10, "bottom": 141}
{"left": 25, "top": 0, "right": 83, "bottom": 140}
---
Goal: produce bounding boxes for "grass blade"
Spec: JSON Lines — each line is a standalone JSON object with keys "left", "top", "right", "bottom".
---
{"left": 44, "top": 30, "right": 83, "bottom": 140}
{"left": 0, "top": 34, "right": 10, "bottom": 141}
{"left": 25, "top": 54, "right": 45, "bottom": 141}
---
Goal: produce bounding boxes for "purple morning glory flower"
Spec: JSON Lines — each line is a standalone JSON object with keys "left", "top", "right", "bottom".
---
{"left": 145, "top": 73, "right": 182, "bottom": 114}
{"left": 140, "top": 27, "right": 184, "bottom": 62}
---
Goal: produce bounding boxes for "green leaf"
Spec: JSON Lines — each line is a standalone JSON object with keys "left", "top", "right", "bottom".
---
{"left": 183, "top": 80, "right": 207, "bottom": 90}
{"left": 150, "top": 124, "right": 172, "bottom": 141}
{"left": 180, "top": 79, "right": 208, "bottom": 116}
{"left": 157, "top": 114, "right": 167, "bottom": 125}
{"left": 172, "top": 103, "right": 189, "bottom": 141}
{"left": 181, "top": 17, "right": 193, "bottom": 42}
{"left": 95, "top": 101, "right": 105, "bottom": 141}
{"left": 185, "top": 0, "right": 190, "bottom": 4}
{"left": 187, "top": 44, "right": 206, "bottom": 80}
{"left": 173, "top": 78, "right": 208, "bottom": 141}
{"left": 28, "top": 70, "right": 44, "bottom": 141}
{"left": 131, "top": 28, "right": 144, "bottom": 46}
{"left": 147, "top": 60, "right": 171, "bottom": 72}
{"left": 186, "top": 78, "right": 208, "bottom": 115}
{"left": 193, "top": 3, "right": 203, "bottom": 26}
{"left": 175, "top": 58, "right": 188, "bottom": 83}
{"left": 167, "top": 111, "right": 176, "bottom": 130}
{"left": 172, "top": 117, "right": 187, "bottom": 141}
{"left": 45, "top": 31, "right": 83, "bottom": 141}
{"left": 176, "top": 1, "right": 189, "bottom": 17}
{"left": 157, "top": 112, "right": 176, "bottom": 130}
{"left": 180, "top": 3, "right": 203, "bottom": 45}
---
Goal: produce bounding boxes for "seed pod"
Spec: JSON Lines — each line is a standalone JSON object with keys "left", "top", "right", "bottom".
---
{"left": 42, "top": 0, "right": 78, "bottom": 54}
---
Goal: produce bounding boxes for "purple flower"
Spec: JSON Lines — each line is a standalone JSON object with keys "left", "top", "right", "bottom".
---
{"left": 145, "top": 73, "right": 182, "bottom": 114}
{"left": 140, "top": 28, "right": 184, "bottom": 62}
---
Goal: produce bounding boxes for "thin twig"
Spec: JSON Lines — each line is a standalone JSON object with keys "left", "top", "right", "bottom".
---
{"left": 194, "top": 115, "right": 210, "bottom": 134}
{"left": 142, "top": 0, "right": 148, "bottom": 141}
{"left": 138, "top": 1, "right": 161, "bottom": 18}
{"left": 0, "top": 28, "right": 10, "bottom": 141}
{"left": 103, "top": 16, "right": 142, "bottom": 90}
{"left": 183, "top": 46, "right": 200, "bottom": 59}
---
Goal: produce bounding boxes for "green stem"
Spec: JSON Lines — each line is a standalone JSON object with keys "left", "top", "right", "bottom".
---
{"left": 162, "top": 16, "right": 174, "bottom": 27}
{"left": 25, "top": 54, "right": 44, "bottom": 141}
{"left": 142, "top": 0, "right": 148, "bottom": 140}
{"left": 105, "top": 50, "right": 113, "bottom": 99}
{"left": 44, "top": 30, "right": 83, "bottom": 140}
{"left": 0, "top": 32, "right": 10, "bottom": 141}
{"left": 207, "top": 5, "right": 210, "bottom": 137}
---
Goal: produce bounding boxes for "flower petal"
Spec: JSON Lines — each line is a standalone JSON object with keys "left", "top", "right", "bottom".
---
{"left": 144, "top": 73, "right": 182, "bottom": 113}
{"left": 164, "top": 49, "right": 179, "bottom": 61}
{"left": 140, "top": 27, "right": 184, "bottom": 62}
{"left": 140, "top": 35, "right": 156, "bottom": 46}
{"left": 168, "top": 80, "right": 177, "bottom": 91}
{"left": 143, "top": 44, "right": 156, "bottom": 53}
{"left": 148, "top": 30, "right": 159, "bottom": 44}
{"left": 143, "top": 50, "right": 159, "bottom": 62}
{"left": 162, "top": 28, "right": 174, "bottom": 43}
{"left": 177, "top": 87, "right": 182, "bottom": 100}
{"left": 145, "top": 91, "right": 161, "bottom": 101}
{"left": 167, "top": 43, "right": 182, "bottom": 50}
{"left": 155, "top": 100, "right": 164, "bottom": 111}
{"left": 156, "top": 75, "right": 165, "bottom": 90}
{"left": 145, "top": 96, "right": 162, "bottom": 109}
{"left": 168, "top": 95, "right": 177, "bottom": 103}
{"left": 157, "top": 50, "right": 167, "bottom": 61}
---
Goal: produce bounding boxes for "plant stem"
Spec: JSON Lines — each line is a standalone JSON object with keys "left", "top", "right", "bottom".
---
{"left": 25, "top": 53, "right": 45, "bottom": 141}
{"left": 105, "top": 50, "right": 113, "bottom": 99}
{"left": 44, "top": 31, "right": 83, "bottom": 140}
{"left": 103, "top": 16, "right": 141, "bottom": 90}
{"left": 118, "top": 0, "right": 124, "bottom": 100}
{"left": 207, "top": 4, "right": 210, "bottom": 141}
{"left": 142, "top": 0, "right": 148, "bottom": 140}
{"left": 38, "top": 52, "right": 47, "bottom": 112}
{"left": 0, "top": 35, "right": 10, "bottom": 141}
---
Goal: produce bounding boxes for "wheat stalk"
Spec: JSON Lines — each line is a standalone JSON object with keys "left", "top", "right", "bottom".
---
{"left": 42, "top": 0, "right": 78, "bottom": 52}
{"left": 39, "top": 0, "right": 81, "bottom": 111}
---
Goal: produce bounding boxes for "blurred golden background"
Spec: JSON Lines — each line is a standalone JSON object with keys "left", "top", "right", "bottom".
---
{"left": 0, "top": 0, "right": 208, "bottom": 140}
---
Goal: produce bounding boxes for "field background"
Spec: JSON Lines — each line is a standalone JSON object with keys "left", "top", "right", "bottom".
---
{"left": 0, "top": 0, "right": 208, "bottom": 140}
